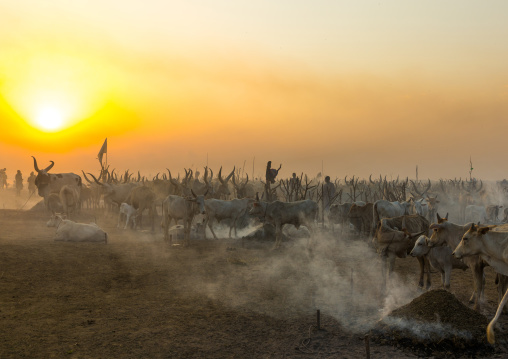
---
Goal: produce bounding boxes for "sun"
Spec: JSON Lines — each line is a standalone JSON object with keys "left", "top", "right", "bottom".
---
{"left": 34, "top": 106, "right": 66, "bottom": 132}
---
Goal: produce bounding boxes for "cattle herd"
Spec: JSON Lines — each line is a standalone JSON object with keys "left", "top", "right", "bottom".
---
{"left": 15, "top": 157, "right": 508, "bottom": 345}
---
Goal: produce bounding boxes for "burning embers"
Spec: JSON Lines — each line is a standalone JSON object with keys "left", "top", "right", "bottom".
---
{"left": 371, "top": 289, "right": 491, "bottom": 357}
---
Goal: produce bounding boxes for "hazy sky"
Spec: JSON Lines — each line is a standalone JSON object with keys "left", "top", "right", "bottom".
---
{"left": 1, "top": 1, "right": 508, "bottom": 180}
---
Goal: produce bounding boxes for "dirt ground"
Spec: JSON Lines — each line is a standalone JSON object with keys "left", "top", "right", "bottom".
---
{"left": 1, "top": 196, "right": 508, "bottom": 358}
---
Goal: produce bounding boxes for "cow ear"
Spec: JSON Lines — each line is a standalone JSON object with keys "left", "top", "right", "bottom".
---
{"left": 478, "top": 226, "right": 490, "bottom": 235}
{"left": 436, "top": 213, "right": 442, "bottom": 222}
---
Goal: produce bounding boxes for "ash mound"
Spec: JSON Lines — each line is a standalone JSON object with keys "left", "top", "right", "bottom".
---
{"left": 371, "top": 289, "right": 491, "bottom": 357}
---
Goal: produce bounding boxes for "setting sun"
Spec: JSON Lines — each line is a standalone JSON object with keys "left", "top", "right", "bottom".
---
{"left": 35, "top": 106, "right": 65, "bottom": 132}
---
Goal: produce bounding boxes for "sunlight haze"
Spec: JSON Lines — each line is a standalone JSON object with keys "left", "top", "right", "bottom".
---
{"left": 1, "top": 1, "right": 508, "bottom": 180}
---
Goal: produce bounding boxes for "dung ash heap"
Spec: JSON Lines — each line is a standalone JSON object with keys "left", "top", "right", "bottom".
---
{"left": 371, "top": 289, "right": 491, "bottom": 357}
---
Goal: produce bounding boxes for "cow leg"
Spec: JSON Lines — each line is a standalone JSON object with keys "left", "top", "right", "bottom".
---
{"left": 417, "top": 256, "right": 425, "bottom": 289}
{"left": 444, "top": 265, "right": 451, "bottom": 290}
{"left": 274, "top": 223, "right": 282, "bottom": 249}
{"left": 163, "top": 215, "right": 171, "bottom": 244}
{"left": 424, "top": 256, "right": 432, "bottom": 289}
{"left": 124, "top": 214, "right": 130, "bottom": 230}
{"left": 471, "top": 264, "right": 485, "bottom": 311}
{"left": 207, "top": 217, "right": 219, "bottom": 240}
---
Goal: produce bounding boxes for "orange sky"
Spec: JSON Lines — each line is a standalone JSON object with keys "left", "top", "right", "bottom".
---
{"left": 1, "top": 1, "right": 508, "bottom": 181}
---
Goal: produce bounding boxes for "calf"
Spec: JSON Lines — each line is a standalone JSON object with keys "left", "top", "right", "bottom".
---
{"left": 118, "top": 202, "right": 137, "bottom": 229}
{"left": 410, "top": 235, "right": 468, "bottom": 290}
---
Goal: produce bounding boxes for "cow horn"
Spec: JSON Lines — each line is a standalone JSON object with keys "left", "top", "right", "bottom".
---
{"left": 255, "top": 192, "right": 260, "bottom": 202}
{"left": 191, "top": 189, "right": 197, "bottom": 198}
{"left": 226, "top": 167, "right": 235, "bottom": 182}
{"left": 218, "top": 166, "right": 224, "bottom": 184}
{"left": 44, "top": 160, "right": 54, "bottom": 172}
{"left": 81, "top": 171, "right": 93, "bottom": 184}
{"left": 32, "top": 156, "right": 41, "bottom": 173}
{"left": 245, "top": 173, "right": 249, "bottom": 184}
{"left": 88, "top": 173, "right": 104, "bottom": 186}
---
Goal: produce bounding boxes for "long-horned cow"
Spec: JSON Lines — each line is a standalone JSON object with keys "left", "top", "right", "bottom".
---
{"left": 204, "top": 198, "right": 254, "bottom": 239}
{"left": 249, "top": 195, "right": 318, "bottom": 249}
{"left": 32, "top": 156, "right": 82, "bottom": 201}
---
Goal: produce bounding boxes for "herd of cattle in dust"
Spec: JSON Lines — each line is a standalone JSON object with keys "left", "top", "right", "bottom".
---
{"left": 8, "top": 156, "right": 508, "bottom": 345}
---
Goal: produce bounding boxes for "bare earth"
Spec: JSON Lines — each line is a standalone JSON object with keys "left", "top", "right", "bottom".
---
{"left": 1, "top": 204, "right": 508, "bottom": 358}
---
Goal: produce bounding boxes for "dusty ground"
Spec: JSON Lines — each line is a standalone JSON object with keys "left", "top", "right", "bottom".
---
{"left": 1, "top": 195, "right": 508, "bottom": 358}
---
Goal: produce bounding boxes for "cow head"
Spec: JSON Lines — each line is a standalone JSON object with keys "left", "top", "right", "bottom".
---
{"left": 32, "top": 156, "right": 55, "bottom": 197}
{"left": 453, "top": 223, "right": 489, "bottom": 259}
{"left": 188, "top": 189, "right": 207, "bottom": 214}
{"left": 410, "top": 235, "right": 431, "bottom": 257}
{"left": 216, "top": 166, "right": 235, "bottom": 198}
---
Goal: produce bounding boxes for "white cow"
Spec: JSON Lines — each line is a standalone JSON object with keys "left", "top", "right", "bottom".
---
{"left": 453, "top": 224, "right": 508, "bottom": 344}
{"left": 204, "top": 198, "right": 254, "bottom": 239}
{"left": 410, "top": 235, "right": 468, "bottom": 290}
{"left": 373, "top": 200, "right": 411, "bottom": 231}
{"left": 118, "top": 202, "right": 137, "bottom": 229}
{"left": 249, "top": 198, "right": 318, "bottom": 249}
{"left": 161, "top": 190, "right": 207, "bottom": 245}
{"left": 48, "top": 215, "right": 107, "bottom": 243}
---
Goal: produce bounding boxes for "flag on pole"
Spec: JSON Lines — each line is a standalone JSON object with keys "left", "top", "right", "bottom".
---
{"left": 98, "top": 138, "right": 107, "bottom": 165}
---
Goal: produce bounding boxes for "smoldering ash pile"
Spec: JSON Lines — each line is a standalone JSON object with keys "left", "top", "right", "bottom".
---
{"left": 371, "top": 289, "right": 492, "bottom": 357}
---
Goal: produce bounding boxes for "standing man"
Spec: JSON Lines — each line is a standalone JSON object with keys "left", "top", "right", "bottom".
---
{"left": 0, "top": 169, "right": 7, "bottom": 190}
{"left": 27, "top": 171, "right": 36, "bottom": 195}
{"left": 15, "top": 170, "right": 23, "bottom": 196}
{"left": 265, "top": 161, "right": 282, "bottom": 201}
{"left": 322, "top": 176, "right": 336, "bottom": 213}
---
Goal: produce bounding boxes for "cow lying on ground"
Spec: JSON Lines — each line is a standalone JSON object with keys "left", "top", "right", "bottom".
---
{"left": 410, "top": 235, "right": 468, "bottom": 290}
{"left": 47, "top": 215, "right": 107, "bottom": 243}
{"left": 118, "top": 203, "right": 137, "bottom": 230}
{"left": 453, "top": 223, "right": 508, "bottom": 344}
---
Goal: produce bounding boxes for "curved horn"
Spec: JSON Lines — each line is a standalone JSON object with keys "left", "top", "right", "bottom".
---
{"left": 32, "top": 156, "right": 41, "bottom": 173}
{"left": 166, "top": 168, "right": 173, "bottom": 181}
{"left": 81, "top": 170, "right": 93, "bottom": 184}
{"left": 226, "top": 167, "right": 235, "bottom": 182}
{"left": 218, "top": 166, "right": 224, "bottom": 184}
{"left": 245, "top": 173, "right": 249, "bottom": 184}
{"left": 44, "top": 161, "right": 54, "bottom": 172}
{"left": 88, "top": 173, "right": 104, "bottom": 186}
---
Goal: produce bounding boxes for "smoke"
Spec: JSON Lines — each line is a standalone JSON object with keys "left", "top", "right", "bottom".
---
{"left": 183, "top": 227, "right": 421, "bottom": 333}
{"left": 379, "top": 316, "right": 473, "bottom": 341}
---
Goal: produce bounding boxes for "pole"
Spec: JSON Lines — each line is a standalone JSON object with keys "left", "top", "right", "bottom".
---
{"left": 252, "top": 157, "right": 255, "bottom": 179}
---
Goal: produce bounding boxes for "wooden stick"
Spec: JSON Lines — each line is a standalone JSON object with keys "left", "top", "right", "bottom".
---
{"left": 365, "top": 334, "right": 370, "bottom": 359}
{"left": 316, "top": 309, "right": 321, "bottom": 330}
